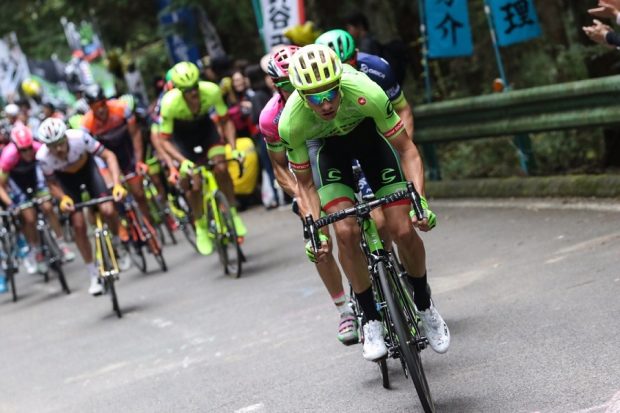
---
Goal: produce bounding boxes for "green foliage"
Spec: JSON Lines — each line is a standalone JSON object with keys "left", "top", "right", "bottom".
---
{"left": 531, "top": 130, "right": 604, "bottom": 175}
{"left": 437, "top": 138, "right": 522, "bottom": 180}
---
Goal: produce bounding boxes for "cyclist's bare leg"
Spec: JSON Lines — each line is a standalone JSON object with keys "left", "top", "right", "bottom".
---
{"left": 150, "top": 172, "right": 167, "bottom": 199}
{"left": 211, "top": 155, "right": 236, "bottom": 205}
{"left": 181, "top": 173, "right": 204, "bottom": 219}
{"left": 382, "top": 204, "right": 426, "bottom": 277}
{"left": 71, "top": 211, "right": 93, "bottom": 263}
{"left": 41, "top": 200, "right": 64, "bottom": 239}
{"left": 126, "top": 178, "right": 152, "bottom": 220}
{"left": 99, "top": 201, "right": 121, "bottom": 238}
{"left": 20, "top": 207, "right": 40, "bottom": 246}
{"left": 370, "top": 208, "right": 393, "bottom": 250}
{"left": 325, "top": 200, "right": 372, "bottom": 294}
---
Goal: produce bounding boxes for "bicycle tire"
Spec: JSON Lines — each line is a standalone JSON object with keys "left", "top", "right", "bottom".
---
{"left": 100, "top": 232, "right": 122, "bottom": 318}
{"left": 41, "top": 228, "right": 70, "bottom": 294}
{"left": 125, "top": 241, "right": 147, "bottom": 273}
{"left": 379, "top": 358, "right": 390, "bottom": 389}
{"left": 2, "top": 236, "right": 18, "bottom": 302}
{"left": 122, "top": 212, "right": 147, "bottom": 273}
{"left": 377, "top": 261, "right": 434, "bottom": 413}
{"left": 213, "top": 190, "right": 242, "bottom": 278}
{"left": 7, "top": 266, "right": 17, "bottom": 302}
{"left": 176, "top": 194, "right": 197, "bottom": 251}
{"left": 144, "top": 220, "right": 167, "bottom": 272}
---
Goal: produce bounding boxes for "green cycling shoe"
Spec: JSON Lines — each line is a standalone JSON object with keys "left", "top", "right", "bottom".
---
{"left": 231, "top": 209, "right": 247, "bottom": 237}
{"left": 195, "top": 217, "right": 214, "bottom": 255}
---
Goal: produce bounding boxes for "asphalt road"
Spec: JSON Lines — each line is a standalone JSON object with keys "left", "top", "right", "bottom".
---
{"left": 1, "top": 199, "right": 619, "bottom": 413}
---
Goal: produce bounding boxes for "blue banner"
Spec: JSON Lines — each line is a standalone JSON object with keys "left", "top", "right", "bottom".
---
{"left": 158, "top": 0, "right": 201, "bottom": 64}
{"left": 488, "top": 0, "right": 541, "bottom": 47}
{"left": 425, "top": 0, "right": 473, "bottom": 59}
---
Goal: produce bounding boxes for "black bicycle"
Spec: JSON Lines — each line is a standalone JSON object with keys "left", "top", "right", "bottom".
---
{"left": 74, "top": 196, "right": 122, "bottom": 318}
{"left": 304, "top": 182, "right": 435, "bottom": 413}
{"left": 0, "top": 210, "right": 20, "bottom": 302}
{"left": 18, "top": 191, "right": 70, "bottom": 294}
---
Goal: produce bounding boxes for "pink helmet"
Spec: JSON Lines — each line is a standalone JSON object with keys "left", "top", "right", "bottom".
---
{"left": 10, "top": 124, "right": 33, "bottom": 149}
{"left": 266, "top": 45, "right": 300, "bottom": 79}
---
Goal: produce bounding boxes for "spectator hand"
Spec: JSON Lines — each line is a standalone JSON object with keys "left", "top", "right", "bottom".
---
{"left": 588, "top": 4, "right": 618, "bottom": 21}
{"left": 583, "top": 19, "right": 614, "bottom": 46}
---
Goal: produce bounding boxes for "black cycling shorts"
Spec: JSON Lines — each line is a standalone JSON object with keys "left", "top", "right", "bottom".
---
{"left": 54, "top": 156, "right": 110, "bottom": 202}
{"left": 308, "top": 118, "right": 406, "bottom": 210}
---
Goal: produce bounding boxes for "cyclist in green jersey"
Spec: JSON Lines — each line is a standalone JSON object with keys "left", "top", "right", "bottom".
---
{"left": 159, "top": 62, "right": 246, "bottom": 255}
{"left": 279, "top": 45, "right": 450, "bottom": 361}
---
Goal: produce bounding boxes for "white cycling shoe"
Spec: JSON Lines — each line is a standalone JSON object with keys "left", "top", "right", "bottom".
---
{"left": 362, "top": 320, "right": 388, "bottom": 361}
{"left": 417, "top": 301, "right": 450, "bottom": 354}
{"left": 88, "top": 276, "right": 103, "bottom": 296}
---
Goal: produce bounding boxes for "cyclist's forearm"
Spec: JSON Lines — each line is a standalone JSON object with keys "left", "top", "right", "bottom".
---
{"left": 268, "top": 151, "right": 296, "bottom": 197}
{"left": 295, "top": 172, "right": 321, "bottom": 220}
{"left": 131, "top": 125, "right": 143, "bottom": 163}
{"left": 391, "top": 131, "right": 426, "bottom": 196}
{"left": 0, "top": 184, "right": 12, "bottom": 206}
{"left": 160, "top": 137, "right": 186, "bottom": 164}
{"left": 46, "top": 177, "right": 66, "bottom": 200}
{"left": 101, "top": 150, "right": 122, "bottom": 185}
{"left": 222, "top": 119, "right": 236, "bottom": 150}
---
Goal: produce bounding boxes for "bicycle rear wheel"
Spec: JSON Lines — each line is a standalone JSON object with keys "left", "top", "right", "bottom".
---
{"left": 212, "top": 190, "right": 242, "bottom": 278}
{"left": 123, "top": 216, "right": 147, "bottom": 273}
{"left": 100, "top": 233, "right": 122, "bottom": 318}
{"left": 377, "top": 261, "right": 434, "bottom": 412}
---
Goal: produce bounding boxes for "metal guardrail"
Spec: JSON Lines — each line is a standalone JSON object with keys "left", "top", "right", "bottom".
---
{"left": 414, "top": 75, "right": 620, "bottom": 144}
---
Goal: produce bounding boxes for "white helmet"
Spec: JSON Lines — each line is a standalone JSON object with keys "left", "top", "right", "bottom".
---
{"left": 289, "top": 44, "right": 343, "bottom": 91}
{"left": 38, "top": 117, "right": 67, "bottom": 144}
{"left": 4, "top": 103, "right": 19, "bottom": 117}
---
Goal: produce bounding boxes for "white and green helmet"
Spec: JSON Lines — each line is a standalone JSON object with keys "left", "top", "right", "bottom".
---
{"left": 289, "top": 44, "right": 343, "bottom": 91}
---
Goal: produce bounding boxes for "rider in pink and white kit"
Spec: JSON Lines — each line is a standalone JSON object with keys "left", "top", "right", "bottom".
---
{"left": 0, "top": 124, "right": 75, "bottom": 276}
{"left": 258, "top": 46, "right": 356, "bottom": 345}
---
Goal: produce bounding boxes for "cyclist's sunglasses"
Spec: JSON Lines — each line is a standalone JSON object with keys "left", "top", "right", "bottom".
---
{"left": 17, "top": 146, "right": 33, "bottom": 153}
{"left": 180, "top": 83, "right": 199, "bottom": 93}
{"left": 274, "top": 79, "right": 295, "bottom": 93}
{"left": 303, "top": 84, "right": 340, "bottom": 106}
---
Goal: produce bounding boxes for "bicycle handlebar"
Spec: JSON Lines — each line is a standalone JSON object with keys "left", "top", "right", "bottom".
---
{"left": 184, "top": 157, "right": 245, "bottom": 179}
{"left": 303, "top": 181, "right": 424, "bottom": 251}
{"left": 73, "top": 195, "right": 116, "bottom": 210}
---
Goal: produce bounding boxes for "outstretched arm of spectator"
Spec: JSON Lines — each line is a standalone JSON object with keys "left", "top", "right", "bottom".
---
{"left": 588, "top": 4, "right": 619, "bottom": 22}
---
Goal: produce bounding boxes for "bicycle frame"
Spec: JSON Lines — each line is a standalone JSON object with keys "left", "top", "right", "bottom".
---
{"left": 93, "top": 211, "right": 119, "bottom": 278}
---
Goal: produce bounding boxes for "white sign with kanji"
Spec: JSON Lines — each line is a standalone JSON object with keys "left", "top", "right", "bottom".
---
{"left": 259, "top": 0, "right": 305, "bottom": 50}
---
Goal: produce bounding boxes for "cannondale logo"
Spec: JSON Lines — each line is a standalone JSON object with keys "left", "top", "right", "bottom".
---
{"left": 381, "top": 168, "right": 396, "bottom": 184}
{"left": 326, "top": 168, "right": 342, "bottom": 182}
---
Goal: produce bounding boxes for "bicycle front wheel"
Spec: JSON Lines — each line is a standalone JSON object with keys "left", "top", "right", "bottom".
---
{"left": 377, "top": 261, "right": 434, "bottom": 412}
{"left": 41, "top": 228, "right": 70, "bottom": 294}
{"left": 211, "top": 191, "right": 242, "bottom": 278}
{"left": 100, "top": 232, "right": 122, "bottom": 318}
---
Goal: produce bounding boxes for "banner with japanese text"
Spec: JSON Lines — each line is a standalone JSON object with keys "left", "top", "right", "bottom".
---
{"left": 157, "top": 0, "right": 202, "bottom": 64}
{"left": 487, "top": 0, "right": 541, "bottom": 46}
{"left": 253, "top": 0, "right": 306, "bottom": 52}
{"left": 425, "top": 0, "right": 473, "bottom": 58}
